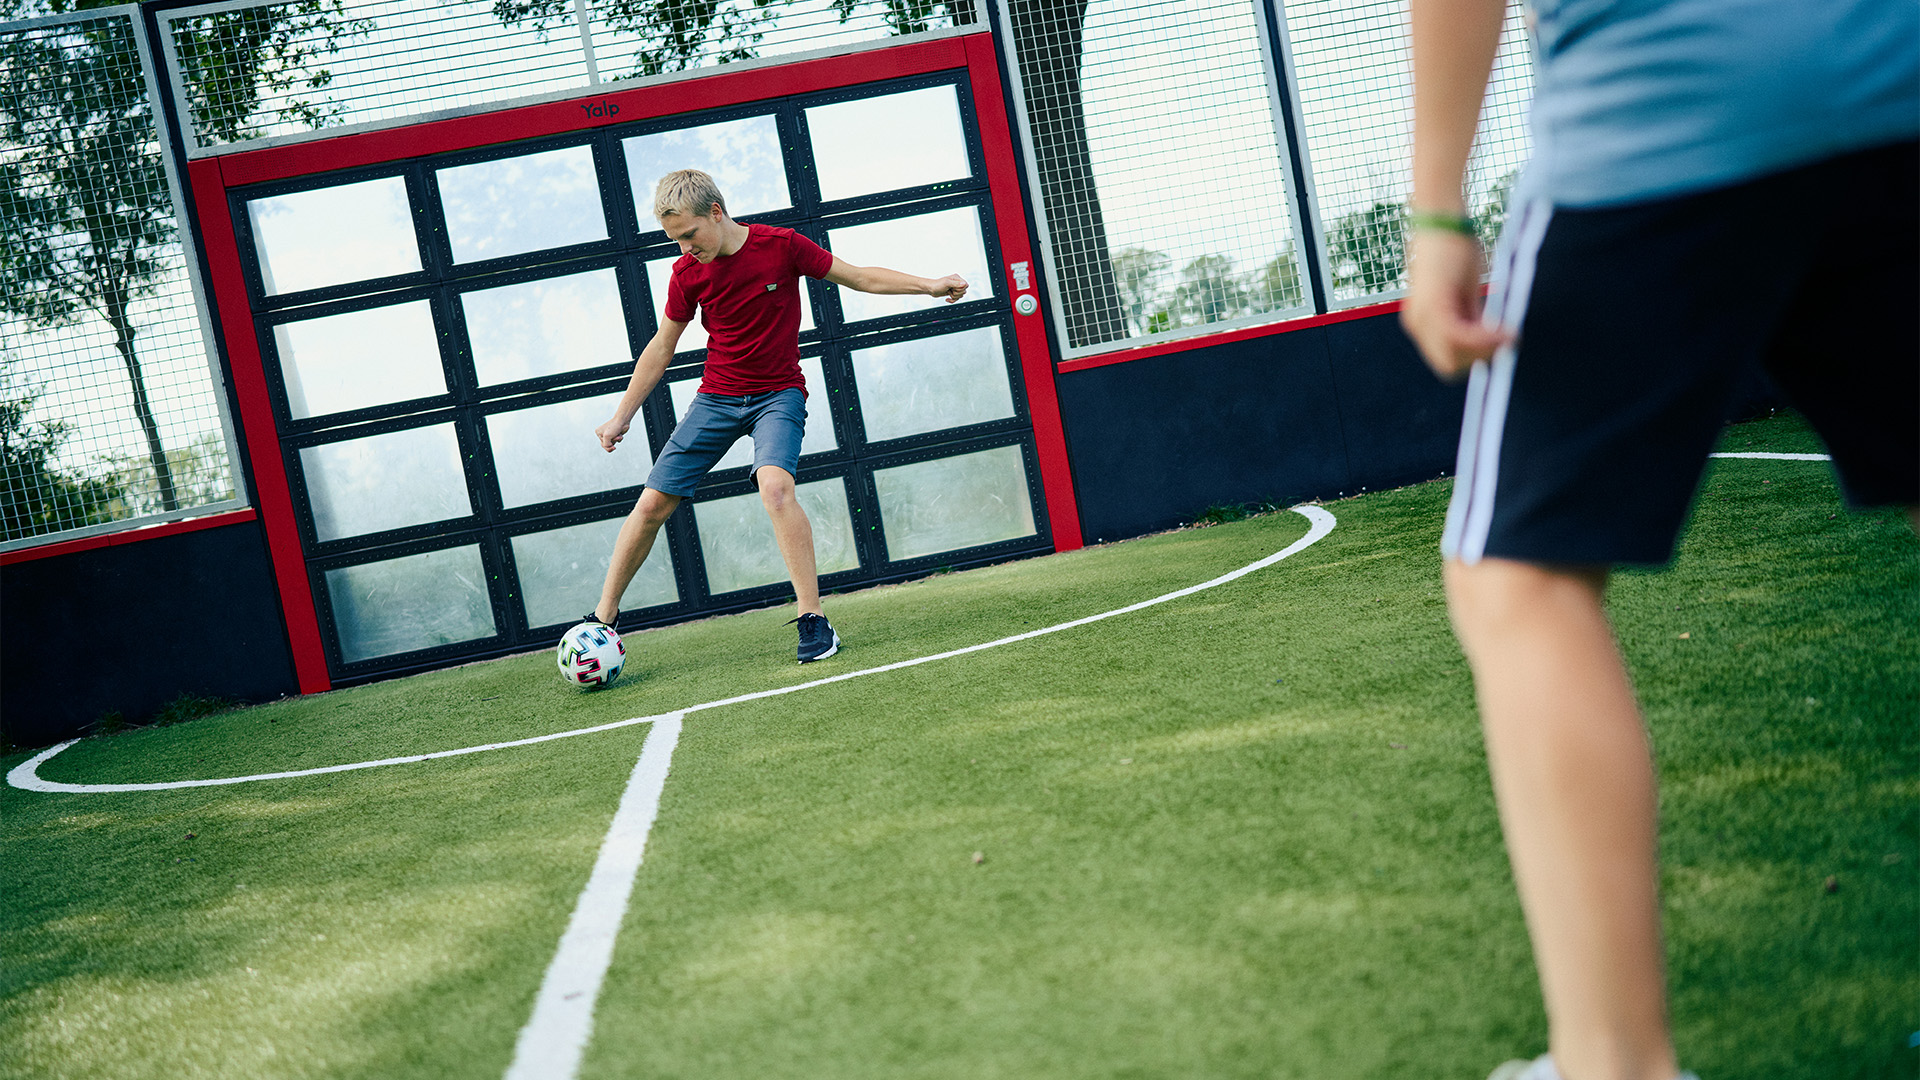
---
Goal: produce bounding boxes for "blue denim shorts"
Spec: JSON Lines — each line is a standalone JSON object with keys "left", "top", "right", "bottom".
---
{"left": 645, "top": 386, "right": 806, "bottom": 497}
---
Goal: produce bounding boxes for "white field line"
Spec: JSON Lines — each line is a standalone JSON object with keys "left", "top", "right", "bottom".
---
{"left": 1709, "top": 452, "right": 1831, "bottom": 460}
{"left": 8, "top": 505, "right": 1338, "bottom": 796}
{"left": 503, "top": 715, "right": 682, "bottom": 1080}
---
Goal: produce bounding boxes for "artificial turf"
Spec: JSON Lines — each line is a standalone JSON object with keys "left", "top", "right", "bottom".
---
{"left": 1, "top": 413, "right": 1913, "bottom": 1079}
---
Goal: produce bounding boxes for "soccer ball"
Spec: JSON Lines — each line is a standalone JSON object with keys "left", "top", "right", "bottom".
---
{"left": 557, "top": 621, "right": 626, "bottom": 689}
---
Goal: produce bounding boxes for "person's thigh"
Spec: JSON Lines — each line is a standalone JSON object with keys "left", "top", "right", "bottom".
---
{"left": 646, "top": 394, "right": 750, "bottom": 497}
{"left": 745, "top": 387, "right": 807, "bottom": 488}
{"left": 1447, "top": 174, "right": 1817, "bottom": 567}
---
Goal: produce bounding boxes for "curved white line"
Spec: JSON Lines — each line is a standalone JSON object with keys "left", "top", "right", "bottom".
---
{"left": 10, "top": 505, "right": 1337, "bottom": 795}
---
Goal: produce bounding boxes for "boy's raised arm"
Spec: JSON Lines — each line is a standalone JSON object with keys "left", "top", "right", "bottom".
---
{"left": 825, "top": 257, "right": 969, "bottom": 303}
{"left": 597, "top": 319, "right": 688, "bottom": 452}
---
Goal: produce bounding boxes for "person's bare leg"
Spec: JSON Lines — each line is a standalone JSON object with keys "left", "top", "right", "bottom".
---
{"left": 594, "top": 488, "right": 680, "bottom": 623}
{"left": 1445, "top": 557, "right": 1680, "bottom": 1080}
{"left": 756, "top": 465, "right": 821, "bottom": 616}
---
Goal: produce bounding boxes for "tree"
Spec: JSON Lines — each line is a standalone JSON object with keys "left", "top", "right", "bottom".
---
{"left": 1, "top": 1, "right": 360, "bottom": 532}
{"left": 0, "top": 361, "right": 125, "bottom": 541}
{"left": 1326, "top": 200, "right": 1407, "bottom": 295}
{"left": 2, "top": 18, "right": 183, "bottom": 511}
{"left": 1256, "top": 248, "right": 1303, "bottom": 312}
{"left": 490, "top": 0, "right": 977, "bottom": 80}
{"left": 1171, "top": 253, "right": 1249, "bottom": 325}
{"left": 1112, "top": 246, "right": 1169, "bottom": 336}
{"left": 1473, "top": 168, "right": 1518, "bottom": 248}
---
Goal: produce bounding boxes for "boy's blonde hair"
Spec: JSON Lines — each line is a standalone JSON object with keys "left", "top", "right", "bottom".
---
{"left": 653, "top": 169, "right": 727, "bottom": 221}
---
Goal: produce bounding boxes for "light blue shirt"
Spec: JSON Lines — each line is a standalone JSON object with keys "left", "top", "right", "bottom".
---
{"left": 1528, "top": 0, "right": 1920, "bottom": 207}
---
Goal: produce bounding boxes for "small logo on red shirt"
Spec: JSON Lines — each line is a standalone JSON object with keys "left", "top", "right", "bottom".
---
{"left": 764, "top": 282, "right": 779, "bottom": 292}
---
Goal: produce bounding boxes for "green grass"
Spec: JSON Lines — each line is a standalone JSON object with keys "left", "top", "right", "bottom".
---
{"left": 2, "top": 413, "right": 1913, "bottom": 1079}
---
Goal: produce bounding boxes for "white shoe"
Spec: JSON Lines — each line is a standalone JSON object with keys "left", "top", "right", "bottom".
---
{"left": 1486, "top": 1054, "right": 1700, "bottom": 1080}
{"left": 1487, "top": 1056, "right": 1561, "bottom": 1080}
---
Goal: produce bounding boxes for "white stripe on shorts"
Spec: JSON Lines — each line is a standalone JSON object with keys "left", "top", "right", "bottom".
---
{"left": 1441, "top": 190, "right": 1556, "bottom": 564}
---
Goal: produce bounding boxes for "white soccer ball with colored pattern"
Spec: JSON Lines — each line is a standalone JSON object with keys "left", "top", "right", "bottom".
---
{"left": 557, "top": 622, "right": 626, "bottom": 689}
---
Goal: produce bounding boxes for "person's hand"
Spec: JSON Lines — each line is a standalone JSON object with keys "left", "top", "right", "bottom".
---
{"left": 928, "top": 274, "right": 968, "bottom": 303}
{"left": 595, "top": 417, "right": 629, "bottom": 453}
{"left": 1401, "top": 228, "right": 1512, "bottom": 381}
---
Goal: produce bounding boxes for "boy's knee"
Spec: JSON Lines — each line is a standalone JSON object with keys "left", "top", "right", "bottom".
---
{"left": 637, "top": 489, "right": 679, "bottom": 526}
{"left": 1444, "top": 558, "right": 1608, "bottom": 646}
{"left": 756, "top": 467, "right": 796, "bottom": 510}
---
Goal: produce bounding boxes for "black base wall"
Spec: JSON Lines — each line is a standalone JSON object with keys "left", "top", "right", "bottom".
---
{"left": 1057, "top": 312, "right": 1466, "bottom": 542}
{"left": 1, "top": 520, "right": 298, "bottom": 749}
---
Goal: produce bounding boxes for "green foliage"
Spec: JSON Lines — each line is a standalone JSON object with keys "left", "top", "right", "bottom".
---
{"left": 167, "top": 0, "right": 367, "bottom": 145}
{"left": 1260, "top": 249, "right": 1304, "bottom": 310}
{"left": 1473, "top": 169, "right": 1519, "bottom": 248}
{"left": 106, "top": 429, "right": 237, "bottom": 516}
{"left": 0, "top": 363, "right": 126, "bottom": 542}
{"left": 1113, "top": 246, "right": 1171, "bottom": 337}
{"left": 1327, "top": 200, "right": 1407, "bottom": 294}
{"left": 1172, "top": 253, "right": 1249, "bottom": 325}
{"left": 490, "top": 0, "right": 975, "bottom": 78}
{"left": 1116, "top": 244, "right": 1304, "bottom": 338}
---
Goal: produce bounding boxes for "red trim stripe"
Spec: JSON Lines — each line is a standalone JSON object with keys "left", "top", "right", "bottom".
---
{"left": 190, "top": 157, "right": 332, "bottom": 694}
{"left": 0, "top": 509, "right": 259, "bottom": 567}
{"left": 1055, "top": 300, "right": 1405, "bottom": 374}
{"left": 965, "top": 34, "right": 1082, "bottom": 552}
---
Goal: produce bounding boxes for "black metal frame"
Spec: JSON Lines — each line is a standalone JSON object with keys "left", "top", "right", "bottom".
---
{"left": 231, "top": 71, "right": 1053, "bottom": 681}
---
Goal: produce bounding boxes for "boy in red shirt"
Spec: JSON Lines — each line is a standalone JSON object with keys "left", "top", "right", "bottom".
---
{"left": 587, "top": 169, "right": 969, "bottom": 662}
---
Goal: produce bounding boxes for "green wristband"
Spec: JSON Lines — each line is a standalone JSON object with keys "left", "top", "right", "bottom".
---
{"left": 1408, "top": 208, "right": 1478, "bottom": 238}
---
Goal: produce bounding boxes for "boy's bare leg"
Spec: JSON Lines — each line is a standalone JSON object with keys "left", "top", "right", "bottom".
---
{"left": 1444, "top": 557, "right": 1681, "bottom": 1080}
{"left": 594, "top": 487, "right": 680, "bottom": 623}
{"left": 756, "top": 465, "right": 822, "bottom": 617}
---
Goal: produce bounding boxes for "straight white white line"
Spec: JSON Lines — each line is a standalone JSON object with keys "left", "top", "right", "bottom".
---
{"left": 11, "top": 506, "right": 1337, "bottom": 795}
{"left": 1709, "top": 451, "right": 1831, "bottom": 460}
{"left": 503, "top": 714, "right": 682, "bottom": 1080}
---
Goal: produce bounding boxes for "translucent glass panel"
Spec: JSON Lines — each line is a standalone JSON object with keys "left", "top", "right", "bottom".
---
{"left": 274, "top": 301, "right": 444, "bottom": 419}
{"left": 647, "top": 254, "right": 814, "bottom": 355}
{"left": 851, "top": 327, "right": 1015, "bottom": 442}
{"left": 437, "top": 145, "right": 607, "bottom": 263}
{"left": 829, "top": 208, "right": 993, "bottom": 322}
{"left": 489, "top": 392, "right": 650, "bottom": 509}
{"left": 512, "top": 517, "right": 678, "bottom": 628}
{"left": 694, "top": 477, "right": 859, "bottom": 594}
{"left": 624, "top": 115, "right": 791, "bottom": 222}
{"left": 301, "top": 424, "right": 471, "bottom": 541}
{"left": 665, "top": 356, "right": 836, "bottom": 472}
{"left": 326, "top": 545, "right": 496, "bottom": 663}
{"left": 248, "top": 176, "right": 419, "bottom": 295}
{"left": 807, "top": 86, "right": 971, "bottom": 202}
{"left": 875, "top": 446, "right": 1035, "bottom": 561}
{"left": 462, "top": 269, "right": 630, "bottom": 385}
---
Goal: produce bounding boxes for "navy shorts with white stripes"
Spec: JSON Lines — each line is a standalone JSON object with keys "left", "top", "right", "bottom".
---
{"left": 1443, "top": 139, "right": 1918, "bottom": 567}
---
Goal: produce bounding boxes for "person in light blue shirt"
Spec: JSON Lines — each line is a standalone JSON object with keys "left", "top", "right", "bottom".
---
{"left": 1399, "top": 2, "right": 1917, "bottom": 1080}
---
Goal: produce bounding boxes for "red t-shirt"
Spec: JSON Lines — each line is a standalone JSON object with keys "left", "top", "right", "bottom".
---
{"left": 664, "top": 223, "right": 835, "bottom": 396}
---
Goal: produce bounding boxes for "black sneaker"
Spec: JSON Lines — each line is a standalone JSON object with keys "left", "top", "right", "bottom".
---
{"left": 580, "top": 609, "right": 616, "bottom": 627}
{"left": 790, "top": 612, "right": 840, "bottom": 663}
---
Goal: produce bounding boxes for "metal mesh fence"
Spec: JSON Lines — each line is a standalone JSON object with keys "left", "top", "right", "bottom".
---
{"left": 1284, "top": 0, "right": 1532, "bottom": 305}
{"left": 1002, "top": 0, "right": 1310, "bottom": 354}
{"left": 1, "top": 10, "right": 240, "bottom": 549}
{"left": 162, "top": 0, "right": 977, "bottom": 153}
